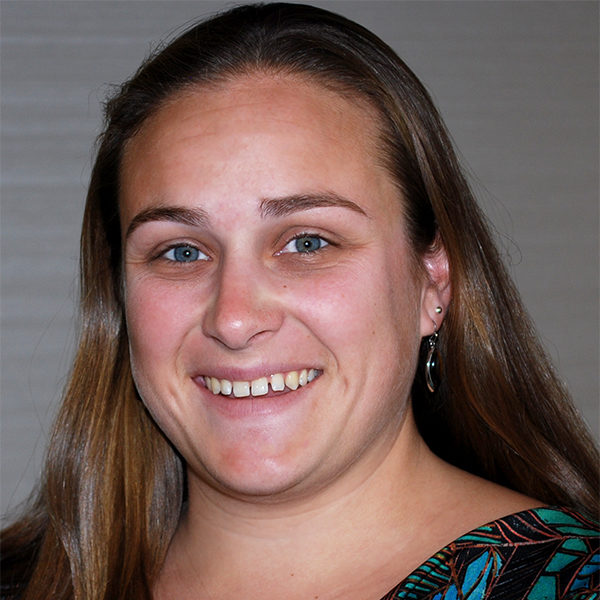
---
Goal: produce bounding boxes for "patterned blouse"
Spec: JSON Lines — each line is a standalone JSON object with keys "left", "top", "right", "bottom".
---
{"left": 381, "top": 507, "right": 599, "bottom": 599}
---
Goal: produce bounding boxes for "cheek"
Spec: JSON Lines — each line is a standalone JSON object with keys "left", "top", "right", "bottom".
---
{"left": 287, "top": 267, "right": 375, "bottom": 341}
{"left": 286, "top": 253, "right": 420, "bottom": 357}
{"left": 125, "top": 276, "right": 196, "bottom": 370}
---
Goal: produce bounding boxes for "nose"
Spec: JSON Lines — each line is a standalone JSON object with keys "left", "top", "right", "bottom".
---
{"left": 202, "top": 255, "right": 284, "bottom": 350}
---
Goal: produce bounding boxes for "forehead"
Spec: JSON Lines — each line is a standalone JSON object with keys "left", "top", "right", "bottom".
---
{"left": 119, "top": 74, "right": 400, "bottom": 224}
{"left": 123, "top": 74, "right": 384, "bottom": 160}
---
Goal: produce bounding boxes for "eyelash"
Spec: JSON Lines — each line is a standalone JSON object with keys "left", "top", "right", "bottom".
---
{"left": 155, "top": 232, "right": 332, "bottom": 264}
{"left": 280, "top": 233, "right": 331, "bottom": 254}
{"left": 159, "top": 243, "right": 209, "bottom": 263}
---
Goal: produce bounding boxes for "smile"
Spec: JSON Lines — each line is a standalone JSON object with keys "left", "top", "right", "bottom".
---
{"left": 202, "top": 369, "right": 321, "bottom": 397}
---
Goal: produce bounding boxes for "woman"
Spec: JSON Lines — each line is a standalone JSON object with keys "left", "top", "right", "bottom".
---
{"left": 2, "top": 3, "right": 598, "bottom": 599}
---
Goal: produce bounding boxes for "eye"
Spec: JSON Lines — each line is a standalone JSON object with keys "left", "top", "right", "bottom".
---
{"left": 281, "top": 234, "right": 329, "bottom": 254}
{"left": 162, "top": 244, "right": 208, "bottom": 263}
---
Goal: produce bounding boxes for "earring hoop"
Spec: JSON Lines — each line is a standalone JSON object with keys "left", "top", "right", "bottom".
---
{"left": 425, "top": 331, "right": 440, "bottom": 393}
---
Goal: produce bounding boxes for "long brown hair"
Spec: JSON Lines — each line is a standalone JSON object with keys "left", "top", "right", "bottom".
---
{"left": 2, "top": 4, "right": 597, "bottom": 599}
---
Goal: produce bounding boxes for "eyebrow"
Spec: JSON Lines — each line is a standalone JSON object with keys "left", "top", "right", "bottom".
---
{"left": 260, "top": 192, "right": 368, "bottom": 218}
{"left": 125, "top": 191, "right": 368, "bottom": 238}
{"left": 125, "top": 205, "right": 210, "bottom": 238}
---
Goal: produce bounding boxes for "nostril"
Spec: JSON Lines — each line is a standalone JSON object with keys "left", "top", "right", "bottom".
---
{"left": 202, "top": 293, "right": 283, "bottom": 350}
{"left": 201, "top": 258, "right": 285, "bottom": 349}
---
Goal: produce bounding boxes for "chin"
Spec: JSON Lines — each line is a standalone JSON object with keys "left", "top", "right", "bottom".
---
{"left": 192, "top": 450, "right": 322, "bottom": 502}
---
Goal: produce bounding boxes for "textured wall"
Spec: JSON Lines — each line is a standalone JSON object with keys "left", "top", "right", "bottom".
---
{"left": 2, "top": 0, "right": 598, "bottom": 516}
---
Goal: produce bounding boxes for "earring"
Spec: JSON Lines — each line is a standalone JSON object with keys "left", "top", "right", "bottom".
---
{"left": 425, "top": 328, "right": 440, "bottom": 394}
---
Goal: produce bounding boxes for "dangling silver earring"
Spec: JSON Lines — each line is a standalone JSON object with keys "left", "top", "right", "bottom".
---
{"left": 425, "top": 325, "right": 440, "bottom": 393}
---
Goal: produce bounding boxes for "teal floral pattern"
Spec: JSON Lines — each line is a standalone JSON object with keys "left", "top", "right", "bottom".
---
{"left": 381, "top": 507, "right": 599, "bottom": 599}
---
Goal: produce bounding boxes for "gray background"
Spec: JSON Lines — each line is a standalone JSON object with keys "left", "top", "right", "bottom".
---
{"left": 1, "top": 0, "right": 598, "bottom": 517}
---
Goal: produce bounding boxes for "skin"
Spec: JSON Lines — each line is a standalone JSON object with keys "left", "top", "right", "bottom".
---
{"left": 120, "top": 74, "right": 536, "bottom": 599}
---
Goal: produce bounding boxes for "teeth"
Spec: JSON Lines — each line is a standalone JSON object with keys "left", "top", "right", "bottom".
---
{"left": 251, "top": 377, "right": 268, "bottom": 396}
{"left": 270, "top": 373, "right": 285, "bottom": 391}
{"left": 203, "top": 369, "right": 320, "bottom": 397}
{"left": 220, "top": 379, "right": 232, "bottom": 395}
{"left": 298, "top": 369, "right": 308, "bottom": 386}
{"left": 285, "top": 371, "right": 299, "bottom": 390}
{"left": 232, "top": 381, "right": 250, "bottom": 398}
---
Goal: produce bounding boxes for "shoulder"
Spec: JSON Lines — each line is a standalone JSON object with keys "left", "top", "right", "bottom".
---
{"left": 453, "top": 506, "right": 599, "bottom": 545}
{"left": 382, "top": 507, "right": 599, "bottom": 600}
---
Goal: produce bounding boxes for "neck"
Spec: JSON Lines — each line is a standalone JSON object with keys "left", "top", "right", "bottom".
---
{"left": 157, "top": 412, "right": 456, "bottom": 599}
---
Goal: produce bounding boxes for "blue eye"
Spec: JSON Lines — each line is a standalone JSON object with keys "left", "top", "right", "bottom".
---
{"left": 283, "top": 235, "right": 329, "bottom": 254}
{"left": 163, "top": 245, "right": 207, "bottom": 262}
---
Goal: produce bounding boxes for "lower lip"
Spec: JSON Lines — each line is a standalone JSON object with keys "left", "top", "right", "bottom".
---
{"left": 193, "top": 378, "right": 316, "bottom": 419}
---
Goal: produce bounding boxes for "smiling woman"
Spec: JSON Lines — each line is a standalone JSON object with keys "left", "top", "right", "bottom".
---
{"left": 1, "top": 4, "right": 598, "bottom": 600}
{"left": 121, "top": 75, "right": 434, "bottom": 504}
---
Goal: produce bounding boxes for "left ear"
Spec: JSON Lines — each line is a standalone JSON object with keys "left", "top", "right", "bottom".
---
{"left": 419, "top": 242, "right": 451, "bottom": 337}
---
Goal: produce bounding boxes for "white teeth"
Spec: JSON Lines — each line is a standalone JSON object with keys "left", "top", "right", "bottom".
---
{"left": 298, "top": 369, "right": 308, "bottom": 386}
{"left": 220, "top": 379, "right": 232, "bottom": 395}
{"left": 285, "top": 371, "right": 299, "bottom": 390}
{"left": 232, "top": 381, "right": 250, "bottom": 398}
{"left": 203, "top": 369, "right": 320, "bottom": 397}
{"left": 270, "top": 373, "right": 285, "bottom": 391}
{"left": 251, "top": 377, "right": 268, "bottom": 396}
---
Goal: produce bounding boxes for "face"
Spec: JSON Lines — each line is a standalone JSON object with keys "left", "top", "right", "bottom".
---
{"left": 121, "top": 75, "right": 439, "bottom": 502}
